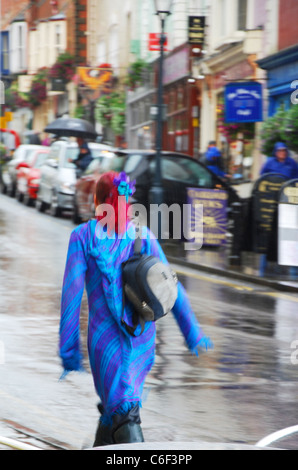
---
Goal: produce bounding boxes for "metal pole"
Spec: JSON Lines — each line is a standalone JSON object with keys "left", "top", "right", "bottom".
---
{"left": 150, "top": 16, "right": 166, "bottom": 241}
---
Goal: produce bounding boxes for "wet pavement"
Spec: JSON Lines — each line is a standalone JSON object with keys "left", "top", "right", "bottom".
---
{"left": 0, "top": 194, "right": 298, "bottom": 450}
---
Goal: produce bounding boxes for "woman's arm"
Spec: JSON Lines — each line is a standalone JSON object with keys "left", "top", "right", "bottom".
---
{"left": 147, "top": 231, "right": 212, "bottom": 355}
{"left": 59, "top": 229, "right": 88, "bottom": 373}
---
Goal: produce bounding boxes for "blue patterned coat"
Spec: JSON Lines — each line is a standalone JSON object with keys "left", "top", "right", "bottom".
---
{"left": 59, "top": 220, "right": 205, "bottom": 420}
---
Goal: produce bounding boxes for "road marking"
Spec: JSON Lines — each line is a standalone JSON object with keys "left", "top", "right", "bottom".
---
{"left": 174, "top": 268, "right": 255, "bottom": 292}
{"left": 261, "top": 291, "right": 298, "bottom": 303}
{"left": 256, "top": 425, "right": 298, "bottom": 448}
{"left": 174, "top": 267, "right": 298, "bottom": 302}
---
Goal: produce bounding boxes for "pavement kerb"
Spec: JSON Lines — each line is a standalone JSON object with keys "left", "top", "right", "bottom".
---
{"left": 167, "top": 255, "right": 298, "bottom": 294}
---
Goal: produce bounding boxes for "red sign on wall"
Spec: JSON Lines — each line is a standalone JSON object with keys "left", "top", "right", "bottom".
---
{"left": 148, "top": 33, "right": 169, "bottom": 52}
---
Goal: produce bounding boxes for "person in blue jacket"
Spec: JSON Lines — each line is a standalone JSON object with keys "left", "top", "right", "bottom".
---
{"left": 261, "top": 142, "right": 298, "bottom": 180}
{"left": 205, "top": 147, "right": 227, "bottom": 178}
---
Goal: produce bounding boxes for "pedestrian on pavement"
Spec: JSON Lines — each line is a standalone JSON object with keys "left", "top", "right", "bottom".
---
{"left": 73, "top": 137, "right": 93, "bottom": 173}
{"left": 261, "top": 142, "right": 298, "bottom": 180}
{"left": 201, "top": 140, "right": 216, "bottom": 165}
{"left": 59, "top": 171, "right": 213, "bottom": 447}
{"left": 205, "top": 146, "right": 228, "bottom": 179}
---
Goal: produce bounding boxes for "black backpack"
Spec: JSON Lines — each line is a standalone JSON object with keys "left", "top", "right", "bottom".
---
{"left": 121, "top": 228, "right": 178, "bottom": 337}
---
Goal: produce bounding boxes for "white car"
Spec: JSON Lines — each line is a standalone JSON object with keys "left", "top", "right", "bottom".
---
{"left": 36, "top": 140, "right": 114, "bottom": 217}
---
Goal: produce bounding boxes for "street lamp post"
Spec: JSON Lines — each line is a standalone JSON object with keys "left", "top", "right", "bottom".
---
{"left": 150, "top": 0, "right": 173, "bottom": 241}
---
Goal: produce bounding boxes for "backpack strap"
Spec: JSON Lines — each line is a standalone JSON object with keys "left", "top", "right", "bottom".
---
{"left": 121, "top": 223, "right": 145, "bottom": 337}
{"left": 134, "top": 224, "right": 142, "bottom": 255}
{"left": 121, "top": 272, "right": 146, "bottom": 337}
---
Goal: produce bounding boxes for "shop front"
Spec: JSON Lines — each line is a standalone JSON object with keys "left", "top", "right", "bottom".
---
{"left": 163, "top": 44, "right": 200, "bottom": 158}
{"left": 203, "top": 44, "right": 260, "bottom": 178}
{"left": 257, "top": 44, "right": 298, "bottom": 117}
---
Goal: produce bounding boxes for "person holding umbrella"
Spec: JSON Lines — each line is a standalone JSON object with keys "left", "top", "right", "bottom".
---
{"left": 73, "top": 137, "right": 93, "bottom": 173}
{"left": 45, "top": 118, "right": 96, "bottom": 172}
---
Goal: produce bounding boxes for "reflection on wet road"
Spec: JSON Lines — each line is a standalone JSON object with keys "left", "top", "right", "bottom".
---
{"left": 0, "top": 195, "right": 298, "bottom": 449}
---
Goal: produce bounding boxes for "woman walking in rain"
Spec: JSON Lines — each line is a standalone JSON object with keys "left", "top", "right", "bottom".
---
{"left": 59, "top": 171, "right": 212, "bottom": 447}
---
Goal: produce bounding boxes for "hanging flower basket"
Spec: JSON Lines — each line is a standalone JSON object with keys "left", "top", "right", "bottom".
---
{"left": 28, "top": 67, "right": 48, "bottom": 108}
{"left": 49, "top": 52, "right": 76, "bottom": 83}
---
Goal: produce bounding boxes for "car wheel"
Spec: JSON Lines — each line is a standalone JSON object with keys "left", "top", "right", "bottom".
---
{"left": 0, "top": 182, "right": 7, "bottom": 194}
{"left": 49, "top": 191, "right": 62, "bottom": 218}
{"left": 23, "top": 192, "right": 33, "bottom": 207}
{"left": 7, "top": 182, "right": 16, "bottom": 198}
{"left": 72, "top": 197, "right": 82, "bottom": 225}
{"left": 16, "top": 188, "right": 24, "bottom": 202}
{"left": 36, "top": 196, "right": 46, "bottom": 213}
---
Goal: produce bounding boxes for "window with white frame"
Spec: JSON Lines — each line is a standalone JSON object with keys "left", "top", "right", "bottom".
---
{"left": 10, "top": 21, "right": 27, "bottom": 73}
{"left": 55, "top": 24, "right": 63, "bottom": 56}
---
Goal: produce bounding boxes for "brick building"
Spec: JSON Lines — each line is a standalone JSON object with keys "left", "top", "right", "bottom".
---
{"left": 278, "top": 0, "right": 298, "bottom": 51}
{"left": 0, "top": 0, "right": 87, "bottom": 136}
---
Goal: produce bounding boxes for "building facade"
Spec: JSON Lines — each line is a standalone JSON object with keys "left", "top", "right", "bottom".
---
{"left": 258, "top": 0, "right": 298, "bottom": 117}
{"left": 0, "top": 0, "right": 82, "bottom": 137}
{"left": 1, "top": 0, "right": 296, "bottom": 178}
{"left": 197, "top": 0, "right": 281, "bottom": 178}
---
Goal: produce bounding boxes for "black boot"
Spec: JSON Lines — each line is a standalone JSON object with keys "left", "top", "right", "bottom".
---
{"left": 112, "top": 404, "right": 145, "bottom": 444}
{"left": 93, "top": 403, "right": 114, "bottom": 448}
{"left": 93, "top": 403, "right": 145, "bottom": 447}
{"left": 93, "top": 421, "right": 114, "bottom": 447}
{"left": 113, "top": 421, "right": 144, "bottom": 444}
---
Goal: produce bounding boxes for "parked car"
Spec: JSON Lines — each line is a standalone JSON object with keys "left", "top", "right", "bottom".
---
{"left": 1, "top": 144, "right": 45, "bottom": 197}
{"left": 73, "top": 149, "right": 116, "bottom": 223}
{"left": 16, "top": 147, "right": 50, "bottom": 205}
{"left": 73, "top": 150, "right": 241, "bottom": 234}
{"left": 36, "top": 140, "right": 115, "bottom": 217}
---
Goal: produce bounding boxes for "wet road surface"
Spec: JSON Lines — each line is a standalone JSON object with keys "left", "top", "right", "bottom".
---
{"left": 0, "top": 194, "right": 298, "bottom": 450}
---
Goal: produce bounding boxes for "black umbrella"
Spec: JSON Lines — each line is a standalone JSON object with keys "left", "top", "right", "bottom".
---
{"left": 44, "top": 118, "right": 97, "bottom": 139}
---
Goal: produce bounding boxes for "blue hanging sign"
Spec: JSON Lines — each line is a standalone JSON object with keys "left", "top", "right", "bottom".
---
{"left": 224, "top": 82, "right": 263, "bottom": 123}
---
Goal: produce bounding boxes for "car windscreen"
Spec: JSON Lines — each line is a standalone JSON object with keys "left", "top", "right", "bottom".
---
{"left": 150, "top": 156, "right": 213, "bottom": 187}
{"left": 109, "top": 154, "right": 148, "bottom": 178}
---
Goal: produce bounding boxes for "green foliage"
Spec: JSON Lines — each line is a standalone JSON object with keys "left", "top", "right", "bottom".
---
{"left": 261, "top": 105, "right": 298, "bottom": 155}
{"left": 74, "top": 104, "right": 86, "bottom": 120}
{"left": 261, "top": 106, "right": 288, "bottom": 155}
{"left": 125, "top": 59, "right": 151, "bottom": 89}
{"left": 0, "top": 143, "right": 7, "bottom": 160}
{"left": 95, "top": 92, "right": 126, "bottom": 136}
{"left": 281, "top": 104, "right": 298, "bottom": 153}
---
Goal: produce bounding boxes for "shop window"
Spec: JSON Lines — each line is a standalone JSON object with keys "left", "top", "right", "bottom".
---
{"left": 168, "top": 90, "right": 176, "bottom": 113}
{"left": 177, "top": 87, "right": 184, "bottom": 109}
{"left": 168, "top": 117, "right": 175, "bottom": 133}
